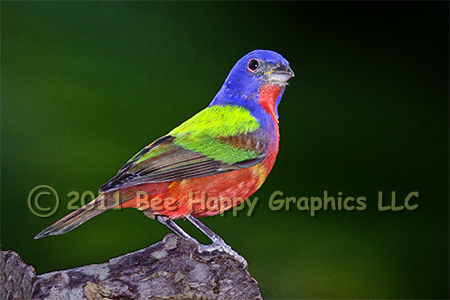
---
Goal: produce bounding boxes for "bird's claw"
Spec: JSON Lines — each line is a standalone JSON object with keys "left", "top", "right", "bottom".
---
{"left": 197, "top": 239, "right": 248, "bottom": 268}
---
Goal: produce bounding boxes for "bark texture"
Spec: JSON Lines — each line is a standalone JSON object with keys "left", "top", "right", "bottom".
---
{"left": 0, "top": 234, "right": 262, "bottom": 300}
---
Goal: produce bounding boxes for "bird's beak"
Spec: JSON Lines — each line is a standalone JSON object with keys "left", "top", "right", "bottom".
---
{"left": 264, "top": 64, "right": 295, "bottom": 85}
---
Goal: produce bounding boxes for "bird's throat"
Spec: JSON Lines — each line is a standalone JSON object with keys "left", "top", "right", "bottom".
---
{"left": 259, "top": 84, "right": 284, "bottom": 124}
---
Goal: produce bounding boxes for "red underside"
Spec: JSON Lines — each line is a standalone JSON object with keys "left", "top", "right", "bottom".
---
{"left": 120, "top": 166, "right": 261, "bottom": 218}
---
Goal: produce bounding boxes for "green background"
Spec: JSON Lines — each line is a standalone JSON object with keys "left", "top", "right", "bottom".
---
{"left": 2, "top": 2, "right": 448, "bottom": 299}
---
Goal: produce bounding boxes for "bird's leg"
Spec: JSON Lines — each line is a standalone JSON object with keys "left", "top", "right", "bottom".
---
{"left": 156, "top": 215, "right": 199, "bottom": 243}
{"left": 186, "top": 215, "right": 247, "bottom": 267}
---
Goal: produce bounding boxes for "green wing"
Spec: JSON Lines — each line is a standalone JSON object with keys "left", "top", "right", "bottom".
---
{"left": 99, "top": 105, "right": 267, "bottom": 193}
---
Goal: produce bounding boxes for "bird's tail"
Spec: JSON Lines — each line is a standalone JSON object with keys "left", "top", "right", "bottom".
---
{"left": 34, "top": 193, "right": 118, "bottom": 239}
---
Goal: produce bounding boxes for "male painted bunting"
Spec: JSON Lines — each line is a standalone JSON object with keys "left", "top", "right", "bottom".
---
{"left": 35, "top": 50, "right": 294, "bottom": 266}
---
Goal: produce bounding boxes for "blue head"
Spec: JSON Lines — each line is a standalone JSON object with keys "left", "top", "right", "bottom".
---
{"left": 209, "top": 50, "right": 294, "bottom": 126}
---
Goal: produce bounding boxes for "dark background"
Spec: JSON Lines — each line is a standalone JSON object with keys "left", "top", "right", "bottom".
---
{"left": 2, "top": 2, "right": 448, "bottom": 299}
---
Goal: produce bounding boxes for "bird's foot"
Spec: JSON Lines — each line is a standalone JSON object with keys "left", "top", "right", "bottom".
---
{"left": 158, "top": 215, "right": 248, "bottom": 268}
{"left": 197, "top": 237, "right": 248, "bottom": 268}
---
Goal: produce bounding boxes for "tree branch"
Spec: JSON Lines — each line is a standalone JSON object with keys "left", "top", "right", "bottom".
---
{"left": 1, "top": 234, "right": 262, "bottom": 299}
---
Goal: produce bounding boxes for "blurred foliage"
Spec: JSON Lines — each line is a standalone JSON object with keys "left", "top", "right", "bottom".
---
{"left": 1, "top": 2, "right": 448, "bottom": 299}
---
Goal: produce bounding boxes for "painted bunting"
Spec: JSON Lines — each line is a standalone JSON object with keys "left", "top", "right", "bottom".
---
{"left": 35, "top": 50, "right": 294, "bottom": 266}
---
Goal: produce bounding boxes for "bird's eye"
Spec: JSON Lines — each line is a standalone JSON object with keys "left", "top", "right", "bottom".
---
{"left": 247, "top": 59, "right": 260, "bottom": 72}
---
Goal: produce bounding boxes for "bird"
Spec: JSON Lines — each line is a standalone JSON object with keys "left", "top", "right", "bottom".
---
{"left": 34, "top": 49, "right": 294, "bottom": 267}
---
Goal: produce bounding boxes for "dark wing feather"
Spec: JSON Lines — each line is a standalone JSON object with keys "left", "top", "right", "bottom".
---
{"left": 99, "top": 134, "right": 266, "bottom": 193}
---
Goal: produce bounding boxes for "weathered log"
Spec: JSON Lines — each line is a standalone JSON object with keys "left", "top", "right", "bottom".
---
{"left": 0, "top": 249, "right": 36, "bottom": 300}
{"left": 0, "top": 234, "right": 262, "bottom": 299}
